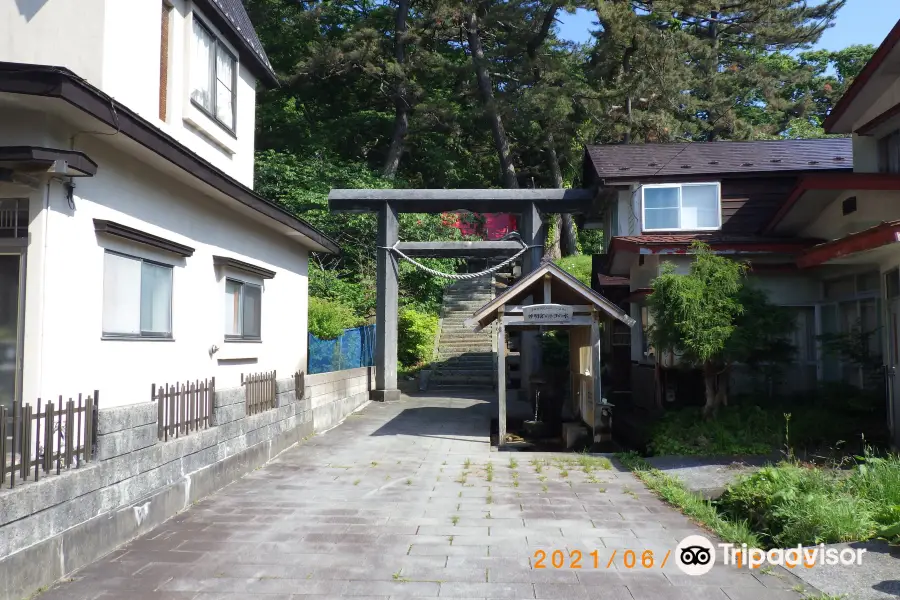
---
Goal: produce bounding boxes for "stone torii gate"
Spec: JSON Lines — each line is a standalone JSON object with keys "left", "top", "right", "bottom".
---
{"left": 328, "top": 189, "right": 595, "bottom": 402}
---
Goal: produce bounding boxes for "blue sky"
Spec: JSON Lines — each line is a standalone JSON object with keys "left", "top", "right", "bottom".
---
{"left": 556, "top": 0, "right": 900, "bottom": 51}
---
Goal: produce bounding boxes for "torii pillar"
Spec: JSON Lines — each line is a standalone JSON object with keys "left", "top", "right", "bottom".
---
{"left": 372, "top": 202, "right": 400, "bottom": 402}
{"left": 519, "top": 202, "right": 544, "bottom": 402}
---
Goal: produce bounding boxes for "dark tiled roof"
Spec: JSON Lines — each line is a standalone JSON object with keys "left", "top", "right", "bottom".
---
{"left": 585, "top": 138, "right": 853, "bottom": 182}
{"left": 198, "top": 0, "right": 278, "bottom": 85}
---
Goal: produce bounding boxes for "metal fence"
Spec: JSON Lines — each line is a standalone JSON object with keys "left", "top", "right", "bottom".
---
{"left": 243, "top": 370, "right": 277, "bottom": 416}
{"left": 1, "top": 392, "right": 98, "bottom": 489}
{"left": 151, "top": 379, "right": 216, "bottom": 442}
{"left": 308, "top": 324, "right": 376, "bottom": 375}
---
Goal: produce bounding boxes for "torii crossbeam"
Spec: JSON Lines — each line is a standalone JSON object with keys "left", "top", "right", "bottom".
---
{"left": 327, "top": 189, "right": 598, "bottom": 401}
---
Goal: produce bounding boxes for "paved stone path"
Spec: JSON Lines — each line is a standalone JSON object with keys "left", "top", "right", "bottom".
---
{"left": 38, "top": 394, "right": 813, "bottom": 600}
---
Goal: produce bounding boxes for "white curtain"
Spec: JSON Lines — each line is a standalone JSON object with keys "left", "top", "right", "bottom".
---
{"left": 140, "top": 262, "right": 172, "bottom": 334}
{"left": 224, "top": 280, "right": 242, "bottom": 336}
{"left": 102, "top": 252, "right": 141, "bottom": 335}
{"left": 242, "top": 284, "right": 261, "bottom": 338}
{"left": 215, "top": 50, "right": 235, "bottom": 126}
{"left": 191, "top": 20, "right": 214, "bottom": 112}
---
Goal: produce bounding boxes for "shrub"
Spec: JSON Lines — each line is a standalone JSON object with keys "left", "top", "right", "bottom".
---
{"left": 398, "top": 308, "right": 438, "bottom": 368}
{"left": 308, "top": 296, "right": 362, "bottom": 340}
{"left": 648, "top": 406, "right": 780, "bottom": 456}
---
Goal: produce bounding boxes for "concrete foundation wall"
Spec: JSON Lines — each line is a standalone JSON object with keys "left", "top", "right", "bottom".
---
{"left": 0, "top": 367, "right": 374, "bottom": 600}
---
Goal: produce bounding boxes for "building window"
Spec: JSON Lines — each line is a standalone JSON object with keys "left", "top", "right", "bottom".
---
{"left": 102, "top": 251, "right": 173, "bottom": 338}
{"left": 190, "top": 17, "right": 236, "bottom": 131}
{"left": 224, "top": 279, "right": 261, "bottom": 340}
{"left": 641, "top": 182, "right": 720, "bottom": 231}
{"left": 878, "top": 130, "right": 900, "bottom": 174}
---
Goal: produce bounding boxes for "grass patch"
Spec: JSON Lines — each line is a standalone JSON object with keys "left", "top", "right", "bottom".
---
{"left": 451, "top": 515, "right": 459, "bottom": 525}
{"left": 718, "top": 450, "right": 900, "bottom": 547}
{"left": 353, "top": 479, "right": 360, "bottom": 486}
{"left": 577, "top": 454, "right": 613, "bottom": 471}
{"left": 464, "top": 458, "right": 472, "bottom": 468}
{"left": 509, "top": 457, "right": 518, "bottom": 469}
{"left": 486, "top": 462, "right": 494, "bottom": 482}
{"left": 617, "top": 452, "right": 761, "bottom": 547}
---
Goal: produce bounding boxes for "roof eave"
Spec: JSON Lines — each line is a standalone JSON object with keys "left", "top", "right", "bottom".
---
{"left": 824, "top": 19, "right": 900, "bottom": 133}
{"left": 764, "top": 172, "right": 900, "bottom": 234}
{"left": 193, "top": 0, "right": 279, "bottom": 88}
{"left": 0, "top": 62, "right": 336, "bottom": 253}
{"left": 798, "top": 221, "right": 900, "bottom": 268}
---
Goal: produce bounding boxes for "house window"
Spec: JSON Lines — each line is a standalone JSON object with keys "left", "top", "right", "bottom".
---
{"left": 878, "top": 130, "right": 900, "bottom": 174}
{"left": 102, "top": 251, "right": 173, "bottom": 338}
{"left": 191, "top": 17, "right": 236, "bottom": 131}
{"left": 641, "top": 182, "right": 720, "bottom": 231}
{"left": 224, "top": 279, "right": 261, "bottom": 340}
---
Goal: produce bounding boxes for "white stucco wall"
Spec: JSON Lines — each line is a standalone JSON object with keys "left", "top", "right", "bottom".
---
{"left": 0, "top": 0, "right": 257, "bottom": 187}
{"left": 0, "top": 108, "right": 310, "bottom": 409}
{"left": 0, "top": 0, "right": 106, "bottom": 85}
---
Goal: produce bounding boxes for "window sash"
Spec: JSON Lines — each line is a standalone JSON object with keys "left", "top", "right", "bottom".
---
{"left": 641, "top": 183, "right": 721, "bottom": 232}
{"left": 191, "top": 17, "right": 236, "bottom": 131}
{"left": 224, "top": 278, "right": 261, "bottom": 340}
{"left": 102, "top": 251, "right": 173, "bottom": 338}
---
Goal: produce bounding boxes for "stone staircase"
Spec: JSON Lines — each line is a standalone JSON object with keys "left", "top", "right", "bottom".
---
{"left": 429, "top": 275, "right": 496, "bottom": 392}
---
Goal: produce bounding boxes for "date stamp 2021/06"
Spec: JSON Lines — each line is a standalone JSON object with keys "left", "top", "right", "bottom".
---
{"left": 533, "top": 549, "right": 671, "bottom": 570}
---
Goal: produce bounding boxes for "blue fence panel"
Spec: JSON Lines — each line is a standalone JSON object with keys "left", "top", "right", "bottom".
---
{"left": 308, "top": 324, "right": 376, "bottom": 374}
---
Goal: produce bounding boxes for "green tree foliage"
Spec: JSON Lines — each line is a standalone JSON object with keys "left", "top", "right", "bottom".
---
{"left": 309, "top": 297, "right": 363, "bottom": 340}
{"left": 242, "top": 0, "right": 874, "bottom": 368}
{"left": 246, "top": 0, "right": 869, "bottom": 192}
{"left": 398, "top": 307, "right": 439, "bottom": 367}
{"left": 647, "top": 243, "right": 794, "bottom": 417}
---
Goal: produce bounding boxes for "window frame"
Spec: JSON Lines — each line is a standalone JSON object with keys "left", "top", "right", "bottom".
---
{"left": 190, "top": 15, "right": 238, "bottom": 134}
{"left": 224, "top": 277, "right": 262, "bottom": 342}
{"left": 101, "top": 249, "right": 174, "bottom": 340}
{"left": 640, "top": 181, "right": 722, "bottom": 232}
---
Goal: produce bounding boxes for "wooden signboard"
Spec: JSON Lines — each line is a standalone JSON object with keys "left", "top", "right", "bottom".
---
{"left": 523, "top": 304, "right": 573, "bottom": 324}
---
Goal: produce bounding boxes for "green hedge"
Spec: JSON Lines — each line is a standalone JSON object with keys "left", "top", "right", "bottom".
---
{"left": 398, "top": 308, "right": 438, "bottom": 368}
{"left": 308, "top": 296, "right": 363, "bottom": 340}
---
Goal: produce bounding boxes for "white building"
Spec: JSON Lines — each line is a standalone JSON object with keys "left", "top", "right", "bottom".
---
{"left": 0, "top": 0, "right": 339, "bottom": 410}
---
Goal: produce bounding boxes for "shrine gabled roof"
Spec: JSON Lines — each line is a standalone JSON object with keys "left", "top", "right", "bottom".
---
{"left": 465, "top": 260, "right": 636, "bottom": 332}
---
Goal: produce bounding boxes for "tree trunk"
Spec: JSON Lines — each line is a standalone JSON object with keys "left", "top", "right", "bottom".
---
{"left": 382, "top": 0, "right": 410, "bottom": 179}
{"left": 702, "top": 361, "right": 722, "bottom": 419}
{"left": 561, "top": 214, "right": 578, "bottom": 256}
{"left": 544, "top": 132, "right": 578, "bottom": 256}
{"left": 465, "top": 10, "right": 518, "bottom": 188}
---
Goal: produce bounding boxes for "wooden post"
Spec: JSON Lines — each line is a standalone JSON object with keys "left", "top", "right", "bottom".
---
{"left": 590, "top": 310, "right": 601, "bottom": 442}
{"left": 543, "top": 273, "right": 551, "bottom": 304}
{"left": 497, "top": 307, "right": 506, "bottom": 448}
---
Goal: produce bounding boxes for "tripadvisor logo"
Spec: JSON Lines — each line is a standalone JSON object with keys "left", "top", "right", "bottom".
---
{"left": 675, "top": 535, "right": 868, "bottom": 575}
{"left": 675, "top": 535, "right": 716, "bottom": 576}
